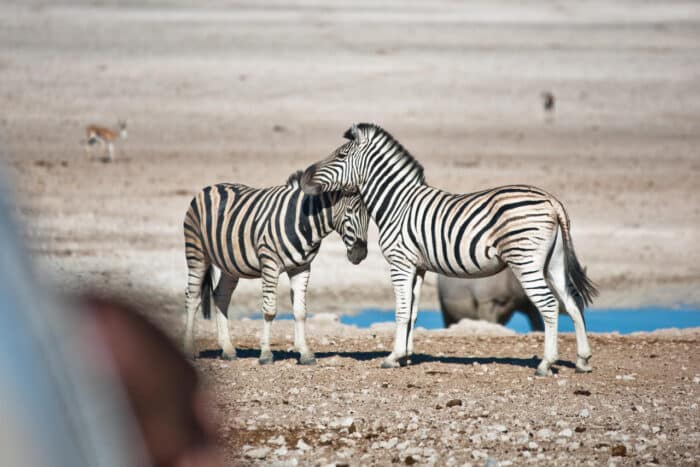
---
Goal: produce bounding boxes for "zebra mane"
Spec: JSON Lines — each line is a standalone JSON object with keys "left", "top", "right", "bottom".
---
{"left": 286, "top": 170, "right": 304, "bottom": 188}
{"left": 345, "top": 123, "right": 426, "bottom": 184}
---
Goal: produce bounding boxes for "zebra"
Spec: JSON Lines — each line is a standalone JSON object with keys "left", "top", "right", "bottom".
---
{"left": 301, "top": 123, "right": 597, "bottom": 376}
{"left": 182, "top": 171, "right": 369, "bottom": 365}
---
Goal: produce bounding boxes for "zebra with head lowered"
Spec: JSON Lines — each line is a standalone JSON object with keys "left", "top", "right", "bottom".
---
{"left": 302, "top": 123, "right": 597, "bottom": 376}
{"left": 183, "top": 171, "right": 369, "bottom": 364}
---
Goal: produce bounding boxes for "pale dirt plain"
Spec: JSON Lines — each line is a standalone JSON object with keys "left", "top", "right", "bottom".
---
{"left": 1, "top": 1, "right": 699, "bottom": 465}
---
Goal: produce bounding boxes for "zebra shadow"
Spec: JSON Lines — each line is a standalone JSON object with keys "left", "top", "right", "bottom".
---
{"left": 197, "top": 348, "right": 389, "bottom": 362}
{"left": 197, "top": 348, "right": 576, "bottom": 371}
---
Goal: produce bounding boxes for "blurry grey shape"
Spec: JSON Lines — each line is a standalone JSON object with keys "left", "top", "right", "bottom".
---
{"left": 438, "top": 269, "right": 544, "bottom": 331}
{"left": 0, "top": 167, "right": 148, "bottom": 467}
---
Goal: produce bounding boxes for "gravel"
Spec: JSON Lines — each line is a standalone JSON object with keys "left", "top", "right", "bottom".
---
{"left": 196, "top": 322, "right": 700, "bottom": 466}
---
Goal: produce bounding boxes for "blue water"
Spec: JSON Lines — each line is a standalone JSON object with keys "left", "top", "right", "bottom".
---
{"left": 337, "top": 307, "right": 700, "bottom": 334}
{"left": 249, "top": 307, "right": 700, "bottom": 334}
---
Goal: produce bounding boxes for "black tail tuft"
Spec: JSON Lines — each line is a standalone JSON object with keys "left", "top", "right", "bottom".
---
{"left": 565, "top": 245, "right": 598, "bottom": 311}
{"left": 201, "top": 267, "right": 213, "bottom": 319}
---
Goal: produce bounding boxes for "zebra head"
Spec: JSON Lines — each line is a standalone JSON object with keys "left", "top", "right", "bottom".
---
{"left": 302, "top": 123, "right": 372, "bottom": 196}
{"left": 332, "top": 192, "right": 369, "bottom": 265}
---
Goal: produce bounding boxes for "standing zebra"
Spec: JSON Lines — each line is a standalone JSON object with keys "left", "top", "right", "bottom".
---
{"left": 302, "top": 123, "right": 597, "bottom": 376}
{"left": 183, "top": 171, "right": 369, "bottom": 364}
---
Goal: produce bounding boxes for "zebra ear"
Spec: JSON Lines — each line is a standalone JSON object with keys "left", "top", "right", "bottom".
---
{"left": 343, "top": 124, "right": 365, "bottom": 144}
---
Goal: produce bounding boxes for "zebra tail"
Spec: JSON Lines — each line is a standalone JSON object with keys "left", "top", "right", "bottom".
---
{"left": 554, "top": 202, "right": 598, "bottom": 311}
{"left": 201, "top": 267, "right": 213, "bottom": 320}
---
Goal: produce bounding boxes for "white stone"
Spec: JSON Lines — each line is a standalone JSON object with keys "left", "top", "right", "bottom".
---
{"left": 274, "top": 446, "right": 288, "bottom": 456}
{"left": 559, "top": 429, "right": 573, "bottom": 437}
{"left": 268, "top": 435, "right": 286, "bottom": 446}
{"left": 296, "top": 439, "right": 311, "bottom": 452}
{"left": 310, "top": 312, "right": 339, "bottom": 324}
{"left": 579, "top": 409, "right": 591, "bottom": 418}
{"left": 329, "top": 417, "right": 354, "bottom": 429}
{"left": 380, "top": 437, "right": 399, "bottom": 449}
{"left": 514, "top": 431, "right": 529, "bottom": 444}
{"left": 245, "top": 447, "right": 270, "bottom": 459}
{"left": 536, "top": 428, "right": 552, "bottom": 439}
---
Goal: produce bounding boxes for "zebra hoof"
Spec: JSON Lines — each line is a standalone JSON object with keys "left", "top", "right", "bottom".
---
{"left": 220, "top": 352, "right": 238, "bottom": 361}
{"left": 258, "top": 352, "right": 274, "bottom": 365}
{"left": 381, "top": 359, "right": 400, "bottom": 369}
{"left": 575, "top": 357, "right": 592, "bottom": 373}
{"left": 298, "top": 354, "right": 317, "bottom": 365}
{"left": 535, "top": 363, "right": 553, "bottom": 377}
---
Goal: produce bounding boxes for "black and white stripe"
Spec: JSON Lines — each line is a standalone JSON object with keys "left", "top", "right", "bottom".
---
{"left": 303, "top": 123, "right": 597, "bottom": 375}
{"left": 182, "top": 171, "right": 369, "bottom": 364}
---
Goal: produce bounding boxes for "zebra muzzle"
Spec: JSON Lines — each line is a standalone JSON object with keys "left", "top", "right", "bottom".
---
{"left": 347, "top": 239, "right": 368, "bottom": 265}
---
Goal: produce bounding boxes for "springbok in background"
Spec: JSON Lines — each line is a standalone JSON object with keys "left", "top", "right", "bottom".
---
{"left": 84, "top": 120, "right": 127, "bottom": 161}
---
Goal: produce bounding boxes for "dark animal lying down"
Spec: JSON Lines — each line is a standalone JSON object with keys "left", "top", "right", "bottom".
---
{"left": 438, "top": 269, "right": 544, "bottom": 331}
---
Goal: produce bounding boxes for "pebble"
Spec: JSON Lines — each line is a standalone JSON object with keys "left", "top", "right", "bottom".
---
{"left": 296, "top": 439, "right": 311, "bottom": 451}
{"left": 268, "top": 435, "right": 286, "bottom": 446}
{"left": 559, "top": 429, "right": 573, "bottom": 438}
{"left": 536, "top": 428, "right": 552, "bottom": 439}
{"left": 245, "top": 447, "right": 270, "bottom": 459}
{"left": 273, "top": 446, "right": 288, "bottom": 456}
{"left": 611, "top": 445, "right": 627, "bottom": 457}
{"left": 579, "top": 409, "right": 591, "bottom": 418}
{"left": 330, "top": 417, "right": 355, "bottom": 430}
{"left": 446, "top": 399, "right": 462, "bottom": 408}
{"left": 380, "top": 437, "right": 399, "bottom": 449}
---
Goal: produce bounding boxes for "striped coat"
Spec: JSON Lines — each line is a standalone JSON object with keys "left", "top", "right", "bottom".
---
{"left": 182, "top": 172, "right": 369, "bottom": 364}
{"left": 302, "top": 123, "right": 596, "bottom": 375}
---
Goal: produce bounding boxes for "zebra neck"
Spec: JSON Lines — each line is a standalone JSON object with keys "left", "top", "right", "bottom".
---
{"left": 361, "top": 153, "right": 424, "bottom": 227}
{"left": 304, "top": 192, "right": 335, "bottom": 243}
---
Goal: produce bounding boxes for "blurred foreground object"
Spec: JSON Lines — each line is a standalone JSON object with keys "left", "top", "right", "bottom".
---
{"left": 84, "top": 296, "right": 223, "bottom": 467}
{"left": 0, "top": 177, "right": 146, "bottom": 466}
{"left": 0, "top": 167, "right": 221, "bottom": 467}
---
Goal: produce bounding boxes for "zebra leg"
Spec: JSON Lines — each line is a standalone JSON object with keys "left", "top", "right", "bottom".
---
{"left": 406, "top": 269, "right": 425, "bottom": 359}
{"left": 289, "top": 267, "right": 316, "bottom": 365}
{"left": 382, "top": 264, "right": 417, "bottom": 369}
{"left": 213, "top": 271, "right": 238, "bottom": 361}
{"left": 183, "top": 262, "right": 209, "bottom": 359}
{"left": 547, "top": 231, "right": 592, "bottom": 372}
{"left": 258, "top": 258, "right": 280, "bottom": 365}
{"left": 511, "top": 267, "right": 560, "bottom": 376}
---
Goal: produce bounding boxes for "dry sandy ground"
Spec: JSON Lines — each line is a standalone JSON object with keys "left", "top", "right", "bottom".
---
{"left": 196, "top": 319, "right": 700, "bottom": 466}
{"left": 1, "top": 1, "right": 699, "bottom": 465}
